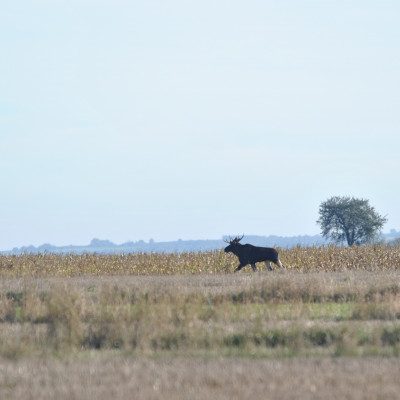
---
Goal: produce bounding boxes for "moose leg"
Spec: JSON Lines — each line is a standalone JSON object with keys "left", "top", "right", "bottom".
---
{"left": 234, "top": 264, "right": 245, "bottom": 273}
{"left": 274, "top": 258, "right": 286, "bottom": 269}
{"left": 265, "top": 261, "right": 273, "bottom": 271}
{"left": 251, "top": 263, "right": 257, "bottom": 272}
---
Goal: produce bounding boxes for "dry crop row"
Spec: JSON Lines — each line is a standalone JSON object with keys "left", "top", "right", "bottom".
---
{"left": 1, "top": 244, "right": 400, "bottom": 278}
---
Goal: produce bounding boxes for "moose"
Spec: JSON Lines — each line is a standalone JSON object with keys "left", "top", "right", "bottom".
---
{"left": 224, "top": 235, "right": 285, "bottom": 272}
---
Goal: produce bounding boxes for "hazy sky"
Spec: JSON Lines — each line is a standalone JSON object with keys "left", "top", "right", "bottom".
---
{"left": 1, "top": 1, "right": 399, "bottom": 249}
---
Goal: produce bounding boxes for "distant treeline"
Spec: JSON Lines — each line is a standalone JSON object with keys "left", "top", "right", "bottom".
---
{"left": 4, "top": 235, "right": 325, "bottom": 255}
{"left": 2, "top": 231, "right": 400, "bottom": 255}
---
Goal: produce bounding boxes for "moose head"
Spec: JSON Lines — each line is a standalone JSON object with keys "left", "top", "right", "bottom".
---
{"left": 223, "top": 235, "right": 244, "bottom": 253}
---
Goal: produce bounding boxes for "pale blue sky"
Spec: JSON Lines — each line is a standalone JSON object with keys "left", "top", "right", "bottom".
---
{"left": 1, "top": 1, "right": 399, "bottom": 250}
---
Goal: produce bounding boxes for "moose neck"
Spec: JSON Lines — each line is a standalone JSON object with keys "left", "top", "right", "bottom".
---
{"left": 231, "top": 243, "right": 243, "bottom": 254}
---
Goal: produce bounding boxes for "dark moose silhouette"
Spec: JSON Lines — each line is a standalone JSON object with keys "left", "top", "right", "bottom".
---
{"left": 224, "top": 235, "right": 285, "bottom": 272}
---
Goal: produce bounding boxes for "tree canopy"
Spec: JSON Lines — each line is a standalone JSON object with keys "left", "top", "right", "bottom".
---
{"left": 317, "top": 196, "right": 387, "bottom": 246}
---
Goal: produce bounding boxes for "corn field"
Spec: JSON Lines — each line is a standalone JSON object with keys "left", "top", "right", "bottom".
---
{"left": 1, "top": 244, "right": 399, "bottom": 278}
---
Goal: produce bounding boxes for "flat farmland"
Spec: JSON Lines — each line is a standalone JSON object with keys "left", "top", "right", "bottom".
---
{"left": 1, "top": 246, "right": 400, "bottom": 399}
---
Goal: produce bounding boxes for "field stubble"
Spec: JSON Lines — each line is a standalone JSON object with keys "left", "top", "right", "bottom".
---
{"left": 1, "top": 357, "right": 400, "bottom": 400}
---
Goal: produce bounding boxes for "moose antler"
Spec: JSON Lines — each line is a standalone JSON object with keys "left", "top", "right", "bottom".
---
{"left": 224, "top": 234, "right": 244, "bottom": 244}
{"left": 235, "top": 234, "right": 244, "bottom": 243}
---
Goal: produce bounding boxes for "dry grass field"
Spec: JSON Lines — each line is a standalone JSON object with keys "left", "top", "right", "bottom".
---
{"left": 1, "top": 245, "right": 400, "bottom": 399}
